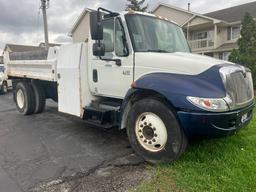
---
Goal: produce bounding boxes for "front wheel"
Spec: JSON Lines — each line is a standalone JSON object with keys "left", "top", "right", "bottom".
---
{"left": 126, "top": 98, "right": 187, "bottom": 163}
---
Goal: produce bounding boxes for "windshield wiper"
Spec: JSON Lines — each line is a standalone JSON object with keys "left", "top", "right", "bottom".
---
{"left": 146, "top": 49, "right": 170, "bottom": 53}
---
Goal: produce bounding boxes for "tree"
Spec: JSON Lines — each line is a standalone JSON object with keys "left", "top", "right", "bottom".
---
{"left": 125, "top": 0, "right": 148, "bottom": 12}
{"left": 229, "top": 12, "right": 256, "bottom": 87}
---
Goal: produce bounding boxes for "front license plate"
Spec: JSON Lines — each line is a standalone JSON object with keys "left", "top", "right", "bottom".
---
{"left": 241, "top": 113, "right": 248, "bottom": 123}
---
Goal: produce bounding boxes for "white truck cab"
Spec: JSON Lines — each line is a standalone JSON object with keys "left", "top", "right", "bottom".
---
{"left": 4, "top": 8, "right": 254, "bottom": 163}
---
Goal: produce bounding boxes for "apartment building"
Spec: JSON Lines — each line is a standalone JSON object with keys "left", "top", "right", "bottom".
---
{"left": 153, "top": 1, "right": 256, "bottom": 60}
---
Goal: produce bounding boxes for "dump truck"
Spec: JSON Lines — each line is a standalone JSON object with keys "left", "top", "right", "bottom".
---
{"left": 3, "top": 8, "right": 254, "bottom": 163}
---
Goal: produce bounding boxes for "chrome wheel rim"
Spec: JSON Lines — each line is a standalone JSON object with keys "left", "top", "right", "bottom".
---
{"left": 16, "top": 89, "right": 25, "bottom": 109}
{"left": 135, "top": 112, "right": 168, "bottom": 152}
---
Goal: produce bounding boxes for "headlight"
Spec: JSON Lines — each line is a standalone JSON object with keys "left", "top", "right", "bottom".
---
{"left": 187, "top": 96, "right": 229, "bottom": 112}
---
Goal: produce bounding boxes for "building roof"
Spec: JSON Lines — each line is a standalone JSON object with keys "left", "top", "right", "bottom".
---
{"left": 3, "top": 43, "right": 60, "bottom": 55}
{"left": 152, "top": 2, "right": 222, "bottom": 26}
{"left": 39, "top": 42, "right": 61, "bottom": 48}
{"left": 212, "top": 42, "right": 239, "bottom": 53}
{"left": 204, "top": 1, "right": 256, "bottom": 23}
{"left": 4, "top": 44, "right": 45, "bottom": 53}
{"left": 152, "top": 2, "right": 195, "bottom": 16}
{"left": 153, "top": 1, "right": 256, "bottom": 25}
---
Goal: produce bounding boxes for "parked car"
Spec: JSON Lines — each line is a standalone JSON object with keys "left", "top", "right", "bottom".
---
{"left": 0, "top": 64, "right": 12, "bottom": 94}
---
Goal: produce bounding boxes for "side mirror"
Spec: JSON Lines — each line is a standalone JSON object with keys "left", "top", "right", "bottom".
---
{"left": 90, "top": 8, "right": 122, "bottom": 66}
{"left": 90, "top": 11, "right": 103, "bottom": 40}
{"left": 93, "top": 43, "right": 105, "bottom": 57}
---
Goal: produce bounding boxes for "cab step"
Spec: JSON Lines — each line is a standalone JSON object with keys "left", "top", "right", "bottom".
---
{"left": 83, "top": 106, "right": 120, "bottom": 129}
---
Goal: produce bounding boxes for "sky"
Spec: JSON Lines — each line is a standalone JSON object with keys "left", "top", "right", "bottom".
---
{"left": 0, "top": 0, "right": 255, "bottom": 53}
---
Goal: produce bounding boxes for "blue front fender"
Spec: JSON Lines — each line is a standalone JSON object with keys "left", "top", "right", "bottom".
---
{"left": 133, "top": 65, "right": 227, "bottom": 112}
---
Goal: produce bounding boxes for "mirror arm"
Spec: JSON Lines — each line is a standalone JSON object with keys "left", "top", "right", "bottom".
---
{"left": 99, "top": 56, "right": 121, "bottom": 66}
{"left": 98, "top": 7, "right": 120, "bottom": 18}
{"left": 96, "top": 10, "right": 102, "bottom": 45}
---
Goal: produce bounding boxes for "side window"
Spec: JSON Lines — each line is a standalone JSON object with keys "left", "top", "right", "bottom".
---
{"left": 102, "top": 19, "right": 114, "bottom": 52}
{"left": 115, "top": 19, "right": 128, "bottom": 56}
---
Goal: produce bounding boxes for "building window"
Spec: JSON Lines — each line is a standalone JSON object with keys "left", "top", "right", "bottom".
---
{"left": 227, "top": 25, "right": 241, "bottom": 40}
{"left": 190, "top": 30, "right": 214, "bottom": 49}
{"left": 193, "top": 31, "right": 207, "bottom": 40}
{"left": 219, "top": 52, "right": 231, "bottom": 61}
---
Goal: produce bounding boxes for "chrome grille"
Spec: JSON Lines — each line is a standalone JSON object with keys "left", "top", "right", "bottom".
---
{"left": 220, "top": 66, "right": 254, "bottom": 110}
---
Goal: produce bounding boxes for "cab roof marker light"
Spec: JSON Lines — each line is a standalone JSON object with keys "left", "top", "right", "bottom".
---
{"left": 155, "top": 15, "right": 162, "bottom": 19}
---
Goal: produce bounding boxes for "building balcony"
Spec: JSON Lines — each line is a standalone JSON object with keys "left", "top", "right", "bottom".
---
{"left": 188, "top": 38, "right": 214, "bottom": 51}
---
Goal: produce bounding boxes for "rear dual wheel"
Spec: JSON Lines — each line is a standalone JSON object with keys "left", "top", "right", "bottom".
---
{"left": 15, "top": 82, "right": 46, "bottom": 115}
{"left": 127, "top": 98, "right": 187, "bottom": 163}
{"left": 31, "top": 83, "right": 46, "bottom": 114}
{"left": 15, "top": 82, "right": 35, "bottom": 115}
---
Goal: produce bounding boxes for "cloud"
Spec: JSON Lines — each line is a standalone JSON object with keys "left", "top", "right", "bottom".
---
{"left": 0, "top": 1, "right": 39, "bottom": 33}
{"left": 0, "top": 0, "right": 256, "bottom": 53}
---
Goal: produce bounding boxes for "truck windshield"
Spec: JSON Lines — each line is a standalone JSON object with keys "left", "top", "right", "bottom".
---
{"left": 125, "top": 14, "right": 190, "bottom": 53}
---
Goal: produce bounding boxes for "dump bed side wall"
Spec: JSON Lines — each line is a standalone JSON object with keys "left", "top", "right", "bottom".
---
{"left": 4, "top": 48, "right": 58, "bottom": 82}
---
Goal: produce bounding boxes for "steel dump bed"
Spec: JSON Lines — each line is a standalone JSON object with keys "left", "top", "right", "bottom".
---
{"left": 4, "top": 47, "right": 58, "bottom": 82}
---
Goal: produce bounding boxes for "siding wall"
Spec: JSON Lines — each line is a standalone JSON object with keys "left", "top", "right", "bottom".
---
{"left": 215, "top": 26, "right": 228, "bottom": 48}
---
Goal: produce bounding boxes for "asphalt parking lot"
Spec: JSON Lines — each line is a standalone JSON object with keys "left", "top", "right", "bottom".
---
{"left": 0, "top": 92, "right": 148, "bottom": 192}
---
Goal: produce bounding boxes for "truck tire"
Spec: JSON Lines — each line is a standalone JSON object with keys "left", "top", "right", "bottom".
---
{"left": 15, "top": 82, "right": 35, "bottom": 115}
{"left": 32, "top": 83, "right": 46, "bottom": 114}
{"left": 1, "top": 81, "right": 8, "bottom": 94}
{"left": 126, "top": 98, "right": 187, "bottom": 163}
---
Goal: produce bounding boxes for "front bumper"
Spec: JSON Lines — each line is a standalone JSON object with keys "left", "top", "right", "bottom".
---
{"left": 177, "top": 102, "right": 254, "bottom": 138}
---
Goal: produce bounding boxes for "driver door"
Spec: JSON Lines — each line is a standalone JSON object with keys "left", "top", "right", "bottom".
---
{"left": 89, "top": 17, "right": 133, "bottom": 99}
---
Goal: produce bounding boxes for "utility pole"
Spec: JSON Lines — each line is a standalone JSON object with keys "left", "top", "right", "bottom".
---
{"left": 40, "top": 0, "right": 50, "bottom": 49}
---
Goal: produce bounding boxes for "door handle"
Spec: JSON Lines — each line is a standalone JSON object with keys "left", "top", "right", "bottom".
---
{"left": 93, "top": 69, "right": 98, "bottom": 82}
